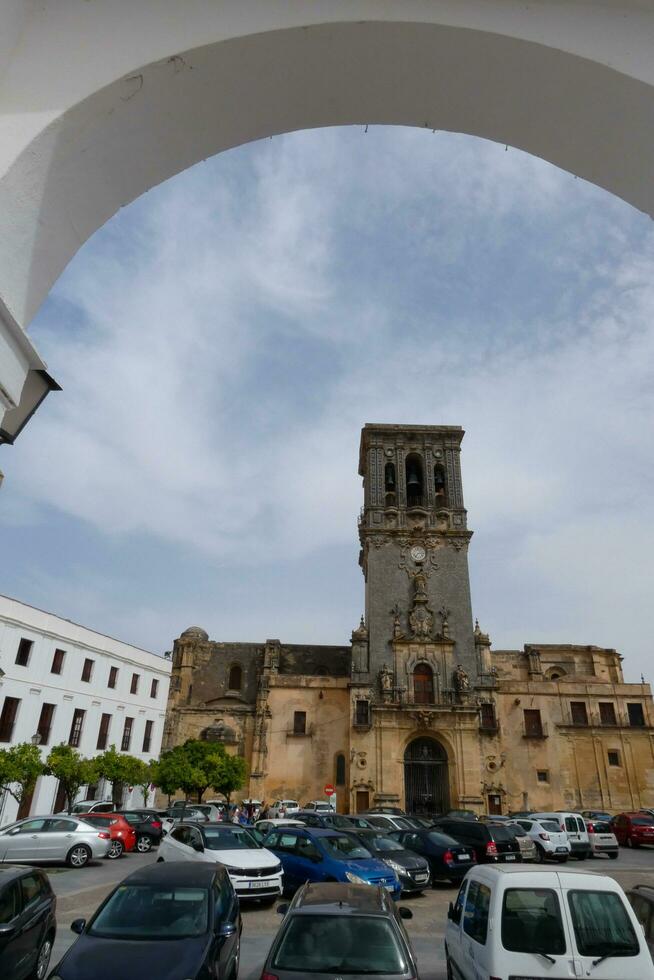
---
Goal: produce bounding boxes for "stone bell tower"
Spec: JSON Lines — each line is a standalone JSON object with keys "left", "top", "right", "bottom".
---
{"left": 356, "top": 424, "right": 477, "bottom": 698}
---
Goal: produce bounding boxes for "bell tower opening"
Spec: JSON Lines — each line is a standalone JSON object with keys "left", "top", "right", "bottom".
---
{"left": 404, "top": 737, "right": 450, "bottom": 815}
{"left": 405, "top": 453, "right": 425, "bottom": 508}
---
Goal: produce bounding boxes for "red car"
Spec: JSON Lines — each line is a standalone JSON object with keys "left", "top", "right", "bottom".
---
{"left": 612, "top": 812, "right": 654, "bottom": 848}
{"left": 83, "top": 812, "right": 137, "bottom": 858}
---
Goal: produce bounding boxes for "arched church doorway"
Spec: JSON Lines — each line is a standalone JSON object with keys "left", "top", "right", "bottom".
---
{"left": 404, "top": 737, "right": 449, "bottom": 815}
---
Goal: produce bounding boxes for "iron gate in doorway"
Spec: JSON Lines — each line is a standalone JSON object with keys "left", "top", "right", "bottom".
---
{"left": 404, "top": 737, "right": 450, "bottom": 815}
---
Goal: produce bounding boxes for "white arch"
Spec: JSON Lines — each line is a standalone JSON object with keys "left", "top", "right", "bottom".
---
{"left": 2, "top": 0, "right": 654, "bottom": 440}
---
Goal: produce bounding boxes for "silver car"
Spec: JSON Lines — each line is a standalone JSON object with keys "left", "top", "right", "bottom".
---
{"left": 0, "top": 815, "right": 111, "bottom": 867}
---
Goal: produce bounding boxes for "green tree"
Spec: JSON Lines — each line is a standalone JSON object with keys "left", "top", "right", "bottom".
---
{"left": 152, "top": 747, "right": 189, "bottom": 804}
{"left": 95, "top": 746, "right": 147, "bottom": 805}
{"left": 178, "top": 740, "right": 232, "bottom": 803}
{"left": 0, "top": 743, "right": 45, "bottom": 808}
{"left": 212, "top": 753, "right": 247, "bottom": 803}
{"left": 45, "top": 745, "right": 97, "bottom": 812}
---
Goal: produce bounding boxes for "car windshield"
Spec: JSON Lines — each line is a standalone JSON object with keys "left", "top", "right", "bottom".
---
{"left": 592, "top": 822, "right": 612, "bottom": 834}
{"left": 490, "top": 826, "right": 515, "bottom": 842}
{"left": 631, "top": 818, "right": 654, "bottom": 826}
{"left": 71, "top": 803, "right": 93, "bottom": 813}
{"left": 202, "top": 827, "right": 260, "bottom": 850}
{"left": 89, "top": 884, "right": 209, "bottom": 939}
{"left": 322, "top": 835, "right": 372, "bottom": 860}
{"left": 329, "top": 815, "right": 356, "bottom": 828}
{"left": 273, "top": 914, "right": 407, "bottom": 974}
{"left": 540, "top": 821, "right": 561, "bottom": 833}
{"left": 367, "top": 835, "right": 404, "bottom": 853}
{"left": 508, "top": 824, "right": 526, "bottom": 837}
{"left": 502, "top": 888, "right": 566, "bottom": 955}
{"left": 568, "top": 890, "right": 639, "bottom": 958}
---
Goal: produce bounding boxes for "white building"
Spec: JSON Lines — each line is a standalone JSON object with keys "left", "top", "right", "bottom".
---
{"left": 0, "top": 594, "right": 171, "bottom": 825}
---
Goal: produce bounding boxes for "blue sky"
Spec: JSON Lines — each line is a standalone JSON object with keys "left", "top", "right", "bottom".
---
{"left": 2, "top": 126, "right": 654, "bottom": 680}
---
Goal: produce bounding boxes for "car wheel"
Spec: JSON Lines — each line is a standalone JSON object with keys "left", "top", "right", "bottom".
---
{"left": 534, "top": 845, "right": 546, "bottom": 863}
{"left": 66, "top": 844, "right": 91, "bottom": 868}
{"left": 136, "top": 835, "right": 152, "bottom": 853}
{"left": 609, "top": 852, "right": 619, "bottom": 860}
{"left": 31, "top": 932, "right": 54, "bottom": 980}
{"left": 106, "top": 839, "right": 124, "bottom": 859}
{"left": 157, "top": 856, "right": 164, "bottom": 863}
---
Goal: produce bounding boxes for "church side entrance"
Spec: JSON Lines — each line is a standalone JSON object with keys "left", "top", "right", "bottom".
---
{"left": 404, "top": 737, "right": 450, "bottom": 815}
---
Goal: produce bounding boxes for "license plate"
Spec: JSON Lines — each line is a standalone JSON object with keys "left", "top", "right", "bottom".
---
{"left": 384, "top": 884, "right": 396, "bottom": 891}
{"left": 248, "top": 880, "right": 271, "bottom": 889}
{"left": 414, "top": 874, "right": 428, "bottom": 881}
{"left": 556, "top": 847, "right": 568, "bottom": 852}
{"left": 457, "top": 853, "right": 470, "bottom": 861}
{"left": 505, "top": 854, "right": 516, "bottom": 861}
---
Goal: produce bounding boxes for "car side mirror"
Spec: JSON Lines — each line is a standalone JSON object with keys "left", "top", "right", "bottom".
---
{"left": 192, "top": 841, "right": 204, "bottom": 852}
{"left": 0, "top": 923, "right": 17, "bottom": 938}
{"left": 398, "top": 907, "right": 413, "bottom": 920}
{"left": 277, "top": 903, "right": 289, "bottom": 916}
{"left": 70, "top": 919, "right": 86, "bottom": 934}
{"left": 9, "top": 827, "right": 21, "bottom": 835}
{"left": 218, "top": 921, "right": 237, "bottom": 938}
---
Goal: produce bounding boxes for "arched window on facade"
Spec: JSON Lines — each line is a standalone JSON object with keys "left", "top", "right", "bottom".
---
{"left": 405, "top": 454, "right": 424, "bottom": 507}
{"left": 413, "top": 663, "right": 434, "bottom": 705}
{"left": 434, "top": 463, "right": 447, "bottom": 507}
{"left": 335, "top": 753, "right": 346, "bottom": 786}
{"left": 384, "top": 462, "right": 397, "bottom": 507}
{"left": 228, "top": 664, "right": 242, "bottom": 691}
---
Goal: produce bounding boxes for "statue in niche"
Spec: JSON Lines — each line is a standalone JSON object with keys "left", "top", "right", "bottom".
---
{"left": 379, "top": 663, "right": 394, "bottom": 701}
{"left": 413, "top": 570, "right": 428, "bottom": 601}
{"left": 439, "top": 606, "right": 451, "bottom": 638}
{"left": 453, "top": 663, "right": 470, "bottom": 693}
{"left": 390, "top": 603, "right": 404, "bottom": 639}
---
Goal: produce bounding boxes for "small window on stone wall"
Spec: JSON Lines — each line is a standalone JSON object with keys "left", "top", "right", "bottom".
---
{"left": 537, "top": 770, "right": 549, "bottom": 783}
{"left": 293, "top": 711, "right": 307, "bottom": 735}
{"left": 335, "top": 753, "right": 346, "bottom": 786}
{"left": 228, "top": 664, "right": 242, "bottom": 691}
{"left": 608, "top": 750, "right": 621, "bottom": 767}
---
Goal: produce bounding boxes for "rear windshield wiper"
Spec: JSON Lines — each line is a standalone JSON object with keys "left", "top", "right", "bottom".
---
{"left": 534, "top": 950, "right": 556, "bottom": 964}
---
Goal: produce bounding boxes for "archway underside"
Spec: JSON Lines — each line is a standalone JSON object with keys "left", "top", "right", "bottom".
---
{"left": 2, "top": 10, "right": 654, "bottom": 439}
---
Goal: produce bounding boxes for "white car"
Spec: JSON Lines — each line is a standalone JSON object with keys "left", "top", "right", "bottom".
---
{"left": 303, "top": 800, "right": 335, "bottom": 812}
{"left": 586, "top": 819, "right": 619, "bottom": 859}
{"left": 515, "top": 818, "right": 571, "bottom": 862}
{"left": 530, "top": 811, "right": 591, "bottom": 860}
{"left": 268, "top": 799, "right": 300, "bottom": 817}
{"left": 445, "top": 865, "right": 654, "bottom": 980}
{"left": 158, "top": 821, "right": 283, "bottom": 901}
{"left": 255, "top": 818, "right": 305, "bottom": 837}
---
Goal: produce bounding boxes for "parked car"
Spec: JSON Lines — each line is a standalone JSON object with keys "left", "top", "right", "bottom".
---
{"left": 390, "top": 827, "right": 476, "bottom": 885}
{"left": 432, "top": 817, "right": 522, "bottom": 864}
{"left": 514, "top": 818, "right": 571, "bottom": 863}
{"left": 267, "top": 800, "right": 300, "bottom": 817}
{"left": 161, "top": 807, "right": 209, "bottom": 834}
{"left": 586, "top": 819, "right": 619, "bottom": 859}
{"left": 48, "top": 860, "right": 241, "bottom": 980}
{"left": 0, "top": 865, "right": 56, "bottom": 980}
{"left": 612, "top": 812, "right": 654, "bottom": 848}
{"left": 0, "top": 815, "right": 110, "bottom": 867}
{"left": 293, "top": 810, "right": 374, "bottom": 831}
{"left": 364, "top": 814, "right": 417, "bottom": 833}
{"left": 67, "top": 801, "right": 115, "bottom": 816}
{"left": 582, "top": 809, "right": 614, "bottom": 823}
{"left": 402, "top": 814, "right": 434, "bottom": 829}
{"left": 256, "top": 818, "right": 306, "bottom": 837}
{"left": 344, "top": 828, "right": 431, "bottom": 893}
{"left": 530, "top": 811, "right": 591, "bottom": 859}
{"left": 82, "top": 813, "right": 137, "bottom": 859}
{"left": 627, "top": 884, "right": 654, "bottom": 958}
{"left": 158, "top": 820, "right": 283, "bottom": 902}
{"left": 264, "top": 826, "right": 401, "bottom": 898}
{"left": 188, "top": 804, "right": 223, "bottom": 822}
{"left": 264, "top": 881, "right": 417, "bottom": 979}
{"left": 441, "top": 809, "right": 478, "bottom": 821}
{"left": 302, "top": 800, "right": 335, "bottom": 812}
{"left": 445, "top": 865, "right": 653, "bottom": 980}
{"left": 120, "top": 811, "right": 164, "bottom": 852}
{"left": 363, "top": 807, "right": 406, "bottom": 816}
{"left": 505, "top": 821, "right": 537, "bottom": 862}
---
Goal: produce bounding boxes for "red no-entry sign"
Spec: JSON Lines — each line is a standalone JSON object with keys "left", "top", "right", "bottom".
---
{"left": 324, "top": 784, "right": 335, "bottom": 796}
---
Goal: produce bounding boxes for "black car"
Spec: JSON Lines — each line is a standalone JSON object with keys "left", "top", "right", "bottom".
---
{"left": 120, "top": 811, "right": 164, "bottom": 852}
{"left": 345, "top": 829, "right": 431, "bottom": 893}
{"left": 48, "top": 861, "right": 241, "bottom": 980}
{"left": 390, "top": 828, "right": 477, "bottom": 883}
{"left": 293, "top": 810, "right": 374, "bottom": 830}
{"left": 263, "top": 881, "right": 417, "bottom": 980}
{"left": 0, "top": 865, "right": 56, "bottom": 980}
{"left": 432, "top": 817, "right": 522, "bottom": 864}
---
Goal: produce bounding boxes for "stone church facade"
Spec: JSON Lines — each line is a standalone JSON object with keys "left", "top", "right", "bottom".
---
{"left": 162, "top": 424, "right": 654, "bottom": 814}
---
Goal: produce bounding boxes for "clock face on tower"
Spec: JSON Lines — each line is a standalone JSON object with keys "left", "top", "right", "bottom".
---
{"left": 410, "top": 545, "right": 426, "bottom": 563}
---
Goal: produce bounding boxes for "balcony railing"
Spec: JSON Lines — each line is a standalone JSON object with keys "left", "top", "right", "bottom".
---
{"left": 523, "top": 721, "right": 549, "bottom": 739}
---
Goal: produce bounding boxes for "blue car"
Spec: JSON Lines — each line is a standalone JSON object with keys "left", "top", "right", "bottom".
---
{"left": 263, "top": 826, "right": 401, "bottom": 899}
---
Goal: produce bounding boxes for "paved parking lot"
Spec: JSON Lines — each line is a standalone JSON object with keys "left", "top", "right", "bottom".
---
{"left": 44, "top": 847, "right": 654, "bottom": 979}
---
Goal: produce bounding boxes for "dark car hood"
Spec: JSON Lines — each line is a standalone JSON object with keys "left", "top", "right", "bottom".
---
{"left": 375, "top": 848, "right": 427, "bottom": 871}
{"left": 55, "top": 934, "right": 210, "bottom": 980}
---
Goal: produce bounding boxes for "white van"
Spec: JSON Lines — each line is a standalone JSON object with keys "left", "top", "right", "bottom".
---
{"left": 445, "top": 865, "right": 654, "bottom": 980}
{"left": 531, "top": 811, "right": 591, "bottom": 860}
